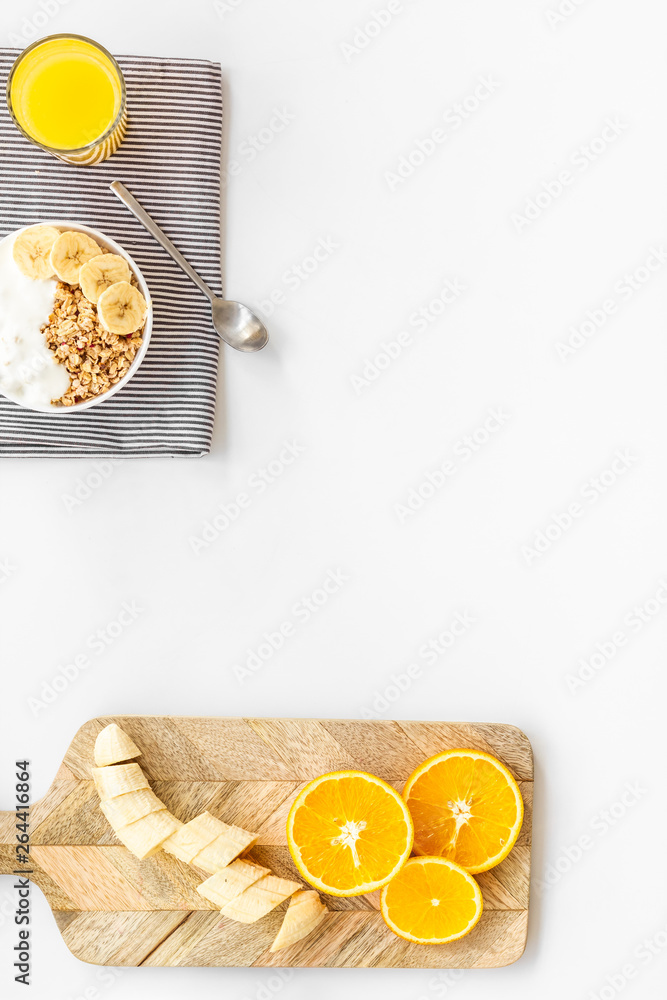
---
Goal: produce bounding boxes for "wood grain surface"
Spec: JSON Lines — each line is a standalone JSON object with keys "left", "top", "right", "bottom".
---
{"left": 0, "top": 717, "right": 533, "bottom": 969}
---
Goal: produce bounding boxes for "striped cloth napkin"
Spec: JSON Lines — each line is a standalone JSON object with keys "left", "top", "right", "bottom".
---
{"left": 0, "top": 51, "right": 222, "bottom": 457}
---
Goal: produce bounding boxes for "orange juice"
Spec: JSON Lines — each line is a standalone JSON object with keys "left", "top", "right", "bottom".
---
{"left": 8, "top": 35, "right": 126, "bottom": 165}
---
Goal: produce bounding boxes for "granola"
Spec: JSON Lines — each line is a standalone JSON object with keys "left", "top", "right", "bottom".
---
{"left": 43, "top": 279, "right": 144, "bottom": 406}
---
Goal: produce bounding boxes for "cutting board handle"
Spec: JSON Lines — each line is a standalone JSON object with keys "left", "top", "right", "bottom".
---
{"left": 0, "top": 810, "right": 23, "bottom": 876}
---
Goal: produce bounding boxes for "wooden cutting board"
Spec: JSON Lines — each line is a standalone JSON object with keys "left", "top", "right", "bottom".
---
{"left": 0, "top": 716, "right": 533, "bottom": 969}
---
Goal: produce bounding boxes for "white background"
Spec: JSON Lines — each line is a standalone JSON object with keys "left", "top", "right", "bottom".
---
{"left": 1, "top": 0, "right": 666, "bottom": 997}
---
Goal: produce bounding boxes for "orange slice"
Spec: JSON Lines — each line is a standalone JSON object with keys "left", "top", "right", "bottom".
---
{"left": 287, "top": 770, "right": 414, "bottom": 896}
{"left": 403, "top": 749, "right": 523, "bottom": 874}
{"left": 380, "top": 857, "right": 483, "bottom": 944}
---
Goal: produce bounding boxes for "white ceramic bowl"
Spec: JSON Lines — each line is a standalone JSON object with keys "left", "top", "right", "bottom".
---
{"left": 0, "top": 221, "right": 153, "bottom": 413}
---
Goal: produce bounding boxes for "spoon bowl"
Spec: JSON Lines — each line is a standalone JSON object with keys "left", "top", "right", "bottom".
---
{"left": 211, "top": 298, "right": 268, "bottom": 352}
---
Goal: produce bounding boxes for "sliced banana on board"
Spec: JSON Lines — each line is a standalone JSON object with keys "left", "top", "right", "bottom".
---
{"left": 92, "top": 728, "right": 179, "bottom": 858}
{"left": 115, "top": 810, "right": 183, "bottom": 860}
{"left": 270, "top": 890, "right": 327, "bottom": 952}
{"left": 12, "top": 226, "right": 60, "bottom": 280}
{"left": 93, "top": 763, "right": 150, "bottom": 800}
{"left": 97, "top": 280, "right": 147, "bottom": 336}
{"left": 192, "top": 826, "right": 258, "bottom": 875}
{"left": 220, "top": 874, "right": 302, "bottom": 924}
{"left": 162, "top": 810, "right": 256, "bottom": 871}
{"left": 91, "top": 724, "right": 306, "bottom": 926}
{"left": 162, "top": 811, "right": 228, "bottom": 864}
{"left": 100, "top": 788, "right": 166, "bottom": 828}
{"left": 79, "top": 254, "right": 131, "bottom": 303}
{"left": 196, "top": 859, "right": 270, "bottom": 908}
{"left": 94, "top": 723, "right": 141, "bottom": 767}
{"left": 50, "top": 231, "right": 102, "bottom": 284}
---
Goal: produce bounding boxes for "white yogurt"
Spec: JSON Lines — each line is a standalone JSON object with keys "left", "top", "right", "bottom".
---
{"left": 0, "top": 232, "right": 70, "bottom": 409}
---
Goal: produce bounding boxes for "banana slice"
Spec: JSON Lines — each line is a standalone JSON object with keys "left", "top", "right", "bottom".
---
{"left": 94, "top": 723, "right": 141, "bottom": 767}
{"left": 12, "top": 226, "right": 60, "bottom": 280}
{"left": 162, "top": 811, "right": 256, "bottom": 868}
{"left": 50, "top": 231, "right": 103, "bottom": 284}
{"left": 79, "top": 254, "right": 131, "bottom": 303}
{"left": 220, "top": 874, "right": 301, "bottom": 924}
{"left": 270, "top": 890, "right": 327, "bottom": 952}
{"left": 162, "top": 811, "right": 228, "bottom": 864}
{"left": 115, "top": 811, "right": 182, "bottom": 860}
{"left": 97, "top": 280, "right": 147, "bottom": 336}
{"left": 197, "top": 860, "right": 270, "bottom": 908}
{"left": 192, "top": 826, "right": 258, "bottom": 875}
{"left": 100, "top": 788, "right": 166, "bottom": 829}
{"left": 92, "top": 763, "right": 150, "bottom": 800}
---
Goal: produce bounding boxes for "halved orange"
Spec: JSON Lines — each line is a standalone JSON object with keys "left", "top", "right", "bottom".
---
{"left": 286, "top": 770, "right": 414, "bottom": 896}
{"left": 380, "top": 857, "right": 483, "bottom": 944}
{"left": 403, "top": 749, "right": 523, "bottom": 874}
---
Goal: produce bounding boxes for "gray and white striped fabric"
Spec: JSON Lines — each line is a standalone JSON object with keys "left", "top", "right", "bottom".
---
{"left": 0, "top": 51, "right": 222, "bottom": 457}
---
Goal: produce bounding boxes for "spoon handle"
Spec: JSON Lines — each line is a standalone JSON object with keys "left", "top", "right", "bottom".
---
{"left": 110, "top": 180, "right": 218, "bottom": 303}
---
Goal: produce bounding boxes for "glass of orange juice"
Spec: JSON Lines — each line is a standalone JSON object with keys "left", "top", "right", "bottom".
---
{"left": 7, "top": 34, "right": 127, "bottom": 166}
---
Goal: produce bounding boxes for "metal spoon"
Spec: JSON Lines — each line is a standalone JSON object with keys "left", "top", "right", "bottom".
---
{"left": 110, "top": 181, "right": 268, "bottom": 353}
